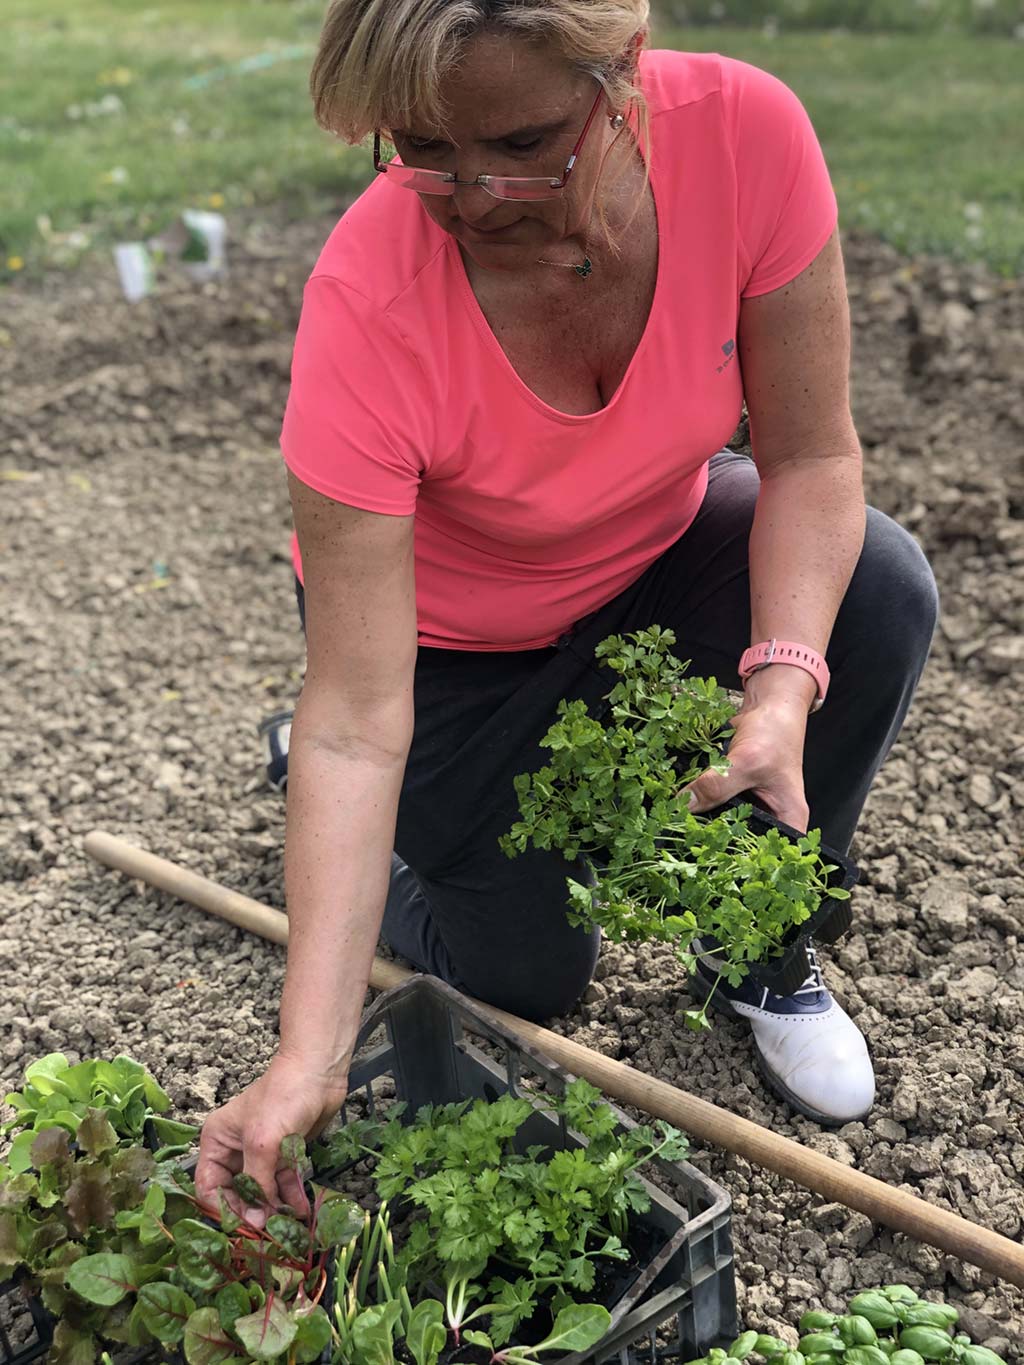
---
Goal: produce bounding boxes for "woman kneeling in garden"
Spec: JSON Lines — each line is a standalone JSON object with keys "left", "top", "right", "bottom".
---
{"left": 198, "top": 0, "right": 938, "bottom": 1211}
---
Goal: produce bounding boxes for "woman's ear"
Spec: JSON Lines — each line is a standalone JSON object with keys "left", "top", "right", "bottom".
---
{"left": 615, "top": 28, "right": 646, "bottom": 82}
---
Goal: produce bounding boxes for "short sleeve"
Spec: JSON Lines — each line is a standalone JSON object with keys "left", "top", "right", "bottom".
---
{"left": 725, "top": 59, "right": 839, "bottom": 299}
{"left": 280, "top": 275, "right": 432, "bottom": 513}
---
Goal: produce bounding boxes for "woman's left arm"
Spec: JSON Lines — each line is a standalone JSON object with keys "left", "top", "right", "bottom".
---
{"left": 686, "top": 226, "right": 865, "bottom": 831}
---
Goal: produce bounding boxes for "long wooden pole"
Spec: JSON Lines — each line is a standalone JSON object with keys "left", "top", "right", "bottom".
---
{"left": 83, "top": 829, "right": 1024, "bottom": 1289}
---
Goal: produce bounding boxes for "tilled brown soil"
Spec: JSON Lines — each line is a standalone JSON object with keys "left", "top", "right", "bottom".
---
{"left": 1, "top": 215, "right": 1022, "bottom": 1354}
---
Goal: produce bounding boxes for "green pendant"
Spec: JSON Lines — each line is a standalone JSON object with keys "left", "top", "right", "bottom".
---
{"left": 574, "top": 256, "right": 593, "bottom": 279}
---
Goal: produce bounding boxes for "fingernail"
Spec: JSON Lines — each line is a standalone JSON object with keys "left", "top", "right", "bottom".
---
{"left": 686, "top": 791, "right": 698, "bottom": 811}
{"left": 244, "top": 1207, "right": 266, "bottom": 1228}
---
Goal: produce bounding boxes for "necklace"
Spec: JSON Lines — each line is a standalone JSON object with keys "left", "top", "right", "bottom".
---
{"left": 535, "top": 110, "right": 628, "bottom": 280}
{"left": 536, "top": 244, "right": 593, "bottom": 279}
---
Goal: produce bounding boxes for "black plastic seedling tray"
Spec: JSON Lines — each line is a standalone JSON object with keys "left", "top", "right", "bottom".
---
{"left": 113, "top": 1337, "right": 331, "bottom": 1365}
{"left": 0, "top": 1273, "right": 52, "bottom": 1365}
{"left": 718, "top": 795, "right": 859, "bottom": 997}
{"left": 314, "top": 975, "right": 738, "bottom": 1364}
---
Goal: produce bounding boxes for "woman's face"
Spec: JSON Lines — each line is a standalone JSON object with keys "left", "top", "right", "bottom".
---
{"left": 388, "top": 31, "right": 619, "bottom": 273}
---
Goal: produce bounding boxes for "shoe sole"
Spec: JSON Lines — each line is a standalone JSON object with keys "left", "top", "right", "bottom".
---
{"left": 700, "top": 982, "right": 874, "bottom": 1128}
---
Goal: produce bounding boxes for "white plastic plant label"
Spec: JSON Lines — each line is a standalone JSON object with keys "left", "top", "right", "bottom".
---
{"left": 113, "top": 242, "right": 155, "bottom": 301}
{"left": 179, "top": 209, "right": 227, "bottom": 280}
{"left": 147, "top": 210, "right": 228, "bottom": 281}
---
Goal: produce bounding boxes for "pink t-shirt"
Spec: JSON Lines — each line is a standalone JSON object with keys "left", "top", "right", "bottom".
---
{"left": 281, "top": 49, "right": 838, "bottom": 650}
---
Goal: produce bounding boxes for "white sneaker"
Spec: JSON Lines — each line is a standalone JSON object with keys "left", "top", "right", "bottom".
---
{"left": 691, "top": 941, "right": 875, "bottom": 1126}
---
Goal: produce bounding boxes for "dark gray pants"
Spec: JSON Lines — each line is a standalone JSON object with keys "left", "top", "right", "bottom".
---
{"left": 296, "top": 451, "right": 938, "bottom": 1021}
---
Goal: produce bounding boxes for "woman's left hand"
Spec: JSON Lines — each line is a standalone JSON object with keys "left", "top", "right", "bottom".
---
{"left": 682, "top": 665, "right": 818, "bottom": 832}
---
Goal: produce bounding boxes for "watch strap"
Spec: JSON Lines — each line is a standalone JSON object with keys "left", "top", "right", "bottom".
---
{"left": 738, "top": 638, "right": 830, "bottom": 712}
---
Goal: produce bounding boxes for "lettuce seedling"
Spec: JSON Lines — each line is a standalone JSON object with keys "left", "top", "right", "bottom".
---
{"left": 0, "top": 1110, "right": 197, "bottom": 1358}
{"left": 1, "top": 1111, "right": 357, "bottom": 1364}
{"left": 62, "top": 1152, "right": 353, "bottom": 1362}
{"left": 500, "top": 627, "right": 850, "bottom": 1026}
{"left": 406, "top": 1299, "right": 447, "bottom": 1365}
{"left": 1, "top": 1052, "right": 198, "bottom": 1161}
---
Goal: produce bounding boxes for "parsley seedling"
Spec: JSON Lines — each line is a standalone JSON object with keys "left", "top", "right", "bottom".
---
{"left": 500, "top": 627, "right": 850, "bottom": 1026}
{"left": 316, "top": 1078, "right": 688, "bottom": 1353}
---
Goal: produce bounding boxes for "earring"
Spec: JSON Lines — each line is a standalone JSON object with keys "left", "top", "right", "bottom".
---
{"left": 609, "top": 112, "right": 625, "bottom": 130}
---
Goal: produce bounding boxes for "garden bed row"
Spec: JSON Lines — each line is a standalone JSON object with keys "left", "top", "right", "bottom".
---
{"left": 0, "top": 979, "right": 1003, "bottom": 1365}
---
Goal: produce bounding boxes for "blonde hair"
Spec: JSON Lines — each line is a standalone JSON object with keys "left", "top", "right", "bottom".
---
{"left": 311, "top": 0, "right": 650, "bottom": 150}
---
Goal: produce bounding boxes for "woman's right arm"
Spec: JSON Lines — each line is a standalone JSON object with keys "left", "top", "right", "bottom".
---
{"left": 196, "top": 473, "right": 417, "bottom": 1221}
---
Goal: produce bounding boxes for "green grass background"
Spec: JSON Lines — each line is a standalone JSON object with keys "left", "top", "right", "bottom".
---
{"left": 2, "top": 0, "right": 1022, "bottom": 277}
{"left": 662, "top": 0, "right": 1024, "bottom": 35}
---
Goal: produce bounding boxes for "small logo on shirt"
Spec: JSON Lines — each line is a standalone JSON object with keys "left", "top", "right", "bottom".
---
{"left": 716, "top": 338, "right": 737, "bottom": 374}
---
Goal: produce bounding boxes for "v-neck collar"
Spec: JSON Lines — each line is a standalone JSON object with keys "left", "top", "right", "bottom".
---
{"left": 444, "top": 78, "right": 663, "bottom": 426}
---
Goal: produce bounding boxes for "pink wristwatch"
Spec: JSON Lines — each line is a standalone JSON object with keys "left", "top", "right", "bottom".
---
{"left": 738, "top": 638, "right": 830, "bottom": 713}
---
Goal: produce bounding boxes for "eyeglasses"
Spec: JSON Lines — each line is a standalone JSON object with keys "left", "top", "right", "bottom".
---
{"left": 372, "top": 84, "right": 606, "bottom": 201}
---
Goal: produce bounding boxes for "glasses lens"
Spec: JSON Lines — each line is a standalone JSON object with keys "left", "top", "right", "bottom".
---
{"left": 378, "top": 159, "right": 563, "bottom": 201}
{"left": 382, "top": 163, "right": 455, "bottom": 195}
{"left": 482, "top": 177, "right": 563, "bottom": 202}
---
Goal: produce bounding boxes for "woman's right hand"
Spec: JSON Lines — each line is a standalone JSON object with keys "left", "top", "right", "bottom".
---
{"left": 195, "top": 1051, "right": 350, "bottom": 1228}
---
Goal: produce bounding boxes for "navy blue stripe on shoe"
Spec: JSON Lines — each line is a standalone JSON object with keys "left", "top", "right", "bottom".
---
{"left": 692, "top": 940, "right": 831, "bottom": 1016}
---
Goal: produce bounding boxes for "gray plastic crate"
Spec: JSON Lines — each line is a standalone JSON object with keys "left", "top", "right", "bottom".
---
{"left": 316, "top": 974, "right": 738, "bottom": 1364}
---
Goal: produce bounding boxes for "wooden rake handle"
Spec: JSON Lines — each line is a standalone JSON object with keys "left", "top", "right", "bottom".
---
{"left": 82, "top": 828, "right": 1024, "bottom": 1290}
